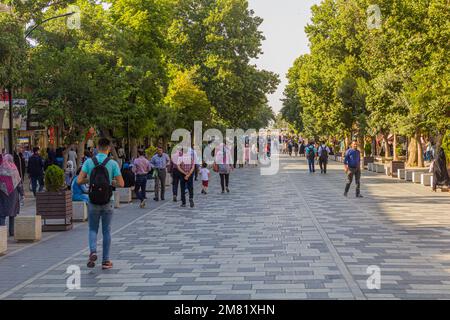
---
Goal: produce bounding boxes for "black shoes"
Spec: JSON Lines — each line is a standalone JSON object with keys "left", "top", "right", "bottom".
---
{"left": 173, "top": 196, "right": 177, "bottom": 202}
{"left": 344, "top": 192, "right": 348, "bottom": 197}
{"left": 154, "top": 197, "right": 159, "bottom": 201}
{"left": 226, "top": 188, "right": 230, "bottom": 193}
{"left": 180, "top": 203, "right": 186, "bottom": 207}
{"left": 356, "top": 194, "right": 364, "bottom": 198}
{"left": 189, "top": 199, "right": 195, "bottom": 208}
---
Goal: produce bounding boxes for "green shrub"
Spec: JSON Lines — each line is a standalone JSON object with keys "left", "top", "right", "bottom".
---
{"left": 145, "top": 146, "right": 158, "bottom": 158}
{"left": 44, "top": 165, "right": 65, "bottom": 192}
{"left": 442, "top": 130, "right": 450, "bottom": 165}
{"left": 364, "top": 143, "right": 372, "bottom": 156}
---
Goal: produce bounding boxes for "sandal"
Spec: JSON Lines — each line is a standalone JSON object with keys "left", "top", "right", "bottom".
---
{"left": 102, "top": 261, "right": 113, "bottom": 270}
{"left": 87, "top": 252, "right": 97, "bottom": 268}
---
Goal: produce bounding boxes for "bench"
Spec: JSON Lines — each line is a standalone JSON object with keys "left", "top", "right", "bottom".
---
{"left": 114, "top": 191, "right": 121, "bottom": 208}
{"left": 14, "top": 216, "right": 42, "bottom": 242}
{"left": 397, "top": 169, "right": 406, "bottom": 180}
{"left": 117, "top": 187, "right": 132, "bottom": 203}
{"left": 374, "top": 163, "right": 385, "bottom": 173}
{"left": 421, "top": 173, "right": 433, "bottom": 186}
{"left": 0, "top": 226, "right": 6, "bottom": 255}
{"left": 405, "top": 169, "right": 429, "bottom": 182}
{"left": 385, "top": 166, "right": 391, "bottom": 176}
{"left": 72, "top": 201, "right": 88, "bottom": 222}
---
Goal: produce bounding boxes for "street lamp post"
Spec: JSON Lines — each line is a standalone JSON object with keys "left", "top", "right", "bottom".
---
{"left": 6, "top": 11, "right": 75, "bottom": 154}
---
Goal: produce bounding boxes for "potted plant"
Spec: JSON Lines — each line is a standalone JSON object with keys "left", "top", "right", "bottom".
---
{"left": 36, "top": 165, "right": 73, "bottom": 231}
{"left": 363, "top": 143, "right": 374, "bottom": 167}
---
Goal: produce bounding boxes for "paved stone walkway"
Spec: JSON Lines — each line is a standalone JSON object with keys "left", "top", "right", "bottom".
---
{"left": 0, "top": 156, "right": 449, "bottom": 300}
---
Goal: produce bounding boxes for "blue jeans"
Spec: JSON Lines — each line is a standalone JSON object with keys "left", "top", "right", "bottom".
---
{"left": 135, "top": 174, "right": 147, "bottom": 201}
{"left": 180, "top": 174, "right": 194, "bottom": 204}
{"left": 30, "top": 175, "right": 44, "bottom": 194}
{"left": 308, "top": 159, "right": 315, "bottom": 172}
{"left": 88, "top": 202, "right": 113, "bottom": 262}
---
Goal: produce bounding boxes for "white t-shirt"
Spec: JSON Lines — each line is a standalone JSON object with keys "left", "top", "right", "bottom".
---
{"left": 199, "top": 167, "right": 210, "bottom": 181}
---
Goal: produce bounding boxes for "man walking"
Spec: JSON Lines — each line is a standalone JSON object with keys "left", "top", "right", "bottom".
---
{"left": 27, "top": 147, "right": 44, "bottom": 196}
{"left": 177, "top": 147, "right": 195, "bottom": 208}
{"left": 133, "top": 149, "right": 150, "bottom": 208}
{"left": 344, "top": 140, "right": 363, "bottom": 198}
{"left": 318, "top": 141, "right": 330, "bottom": 174}
{"left": 305, "top": 142, "right": 317, "bottom": 173}
{"left": 150, "top": 146, "right": 170, "bottom": 201}
{"left": 77, "top": 138, "right": 124, "bottom": 270}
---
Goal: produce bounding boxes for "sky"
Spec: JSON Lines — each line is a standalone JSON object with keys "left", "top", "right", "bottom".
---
{"left": 248, "top": 0, "right": 322, "bottom": 114}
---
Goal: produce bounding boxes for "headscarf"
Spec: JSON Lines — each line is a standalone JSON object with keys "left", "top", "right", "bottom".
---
{"left": 0, "top": 153, "right": 22, "bottom": 196}
{"left": 432, "top": 147, "right": 450, "bottom": 190}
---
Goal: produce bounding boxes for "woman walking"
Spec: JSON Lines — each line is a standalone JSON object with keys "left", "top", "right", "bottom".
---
{"left": 215, "top": 143, "right": 233, "bottom": 193}
{"left": 0, "top": 154, "right": 24, "bottom": 237}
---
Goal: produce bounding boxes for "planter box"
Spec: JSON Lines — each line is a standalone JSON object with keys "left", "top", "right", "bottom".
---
{"left": 405, "top": 169, "right": 429, "bottom": 182}
{"left": 363, "top": 156, "right": 374, "bottom": 167}
{"left": 0, "top": 226, "right": 7, "bottom": 255}
{"left": 117, "top": 188, "right": 132, "bottom": 203}
{"left": 367, "top": 163, "right": 373, "bottom": 171}
{"left": 397, "top": 169, "right": 406, "bottom": 180}
{"left": 72, "top": 201, "right": 88, "bottom": 222}
{"left": 15, "top": 216, "right": 42, "bottom": 242}
{"left": 114, "top": 191, "right": 121, "bottom": 208}
{"left": 36, "top": 190, "right": 73, "bottom": 232}
{"left": 421, "top": 173, "right": 433, "bottom": 186}
{"left": 390, "top": 161, "right": 405, "bottom": 178}
{"left": 412, "top": 171, "right": 423, "bottom": 183}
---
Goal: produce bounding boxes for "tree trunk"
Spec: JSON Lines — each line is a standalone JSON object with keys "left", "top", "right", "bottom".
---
{"left": 407, "top": 134, "right": 418, "bottom": 167}
{"left": 77, "top": 140, "right": 85, "bottom": 169}
{"left": 383, "top": 134, "right": 389, "bottom": 158}
{"left": 417, "top": 135, "right": 424, "bottom": 167}
{"left": 130, "top": 138, "right": 138, "bottom": 159}
{"left": 393, "top": 133, "right": 398, "bottom": 161}
{"left": 371, "top": 136, "right": 376, "bottom": 156}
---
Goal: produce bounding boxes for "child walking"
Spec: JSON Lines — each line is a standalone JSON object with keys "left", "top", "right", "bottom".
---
{"left": 199, "top": 162, "right": 210, "bottom": 194}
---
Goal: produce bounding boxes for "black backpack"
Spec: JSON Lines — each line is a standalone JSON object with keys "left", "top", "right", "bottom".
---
{"left": 89, "top": 157, "right": 112, "bottom": 205}
{"left": 319, "top": 146, "right": 329, "bottom": 161}
{"left": 307, "top": 146, "right": 316, "bottom": 160}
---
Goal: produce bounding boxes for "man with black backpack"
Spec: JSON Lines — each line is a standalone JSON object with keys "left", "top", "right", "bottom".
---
{"left": 318, "top": 141, "right": 331, "bottom": 174}
{"left": 77, "top": 138, "right": 124, "bottom": 270}
{"left": 305, "top": 141, "right": 317, "bottom": 173}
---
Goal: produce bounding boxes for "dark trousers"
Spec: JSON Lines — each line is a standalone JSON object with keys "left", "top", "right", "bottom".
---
{"left": 220, "top": 174, "right": 229, "bottom": 191}
{"left": 345, "top": 167, "right": 361, "bottom": 195}
{"left": 308, "top": 159, "right": 315, "bottom": 173}
{"left": 0, "top": 216, "right": 15, "bottom": 236}
{"left": 154, "top": 169, "right": 166, "bottom": 200}
{"left": 135, "top": 174, "right": 147, "bottom": 201}
{"left": 180, "top": 174, "right": 194, "bottom": 204}
{"left": 319, "top": 159, "right": 327, "bottom": 173}
{"left": 172, "top": 169, "right": 180, "bottom": 196}
{"left": 30, "top": 175, "right": 44, "bottom": 195}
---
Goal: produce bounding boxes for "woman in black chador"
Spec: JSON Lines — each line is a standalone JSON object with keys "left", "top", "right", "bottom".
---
{"left": 432, "top": 147, "right": 450, "bottom": 191}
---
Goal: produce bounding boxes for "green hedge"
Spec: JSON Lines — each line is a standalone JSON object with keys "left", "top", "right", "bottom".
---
{"left": 44, "top": 165, "right": 65, "bottom": 192}
{"left": 442, "top": 130, "right": 450, "bottom": 165}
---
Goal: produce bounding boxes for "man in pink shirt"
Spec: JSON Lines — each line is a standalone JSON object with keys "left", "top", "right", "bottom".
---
{"left": 133, "top": 150, "right": 151, "bottom": 208}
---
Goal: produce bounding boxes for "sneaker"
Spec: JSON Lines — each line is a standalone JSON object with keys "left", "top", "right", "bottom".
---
{"left": 102, "top": 261, "right": 113, "bottom": 270}
{"left": 173, "top": 196, "right": 177, "bottom": 202}
{"left": 181, "top": 203, "right": 186, "bottom": 207}
{"left": 356, "top": 194, "right": 364, "bottom": 198}
{"left": 226, "top": 188, "right": 230, "bottom": 193}
{"left": 221, "top": 190, "right": 225, "bottom": 194}
{"left": 189, "top": 199, "right": 195, "bottom": 208}
{"left": 87, "top": 252, "right": 97, "bottom": 268}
